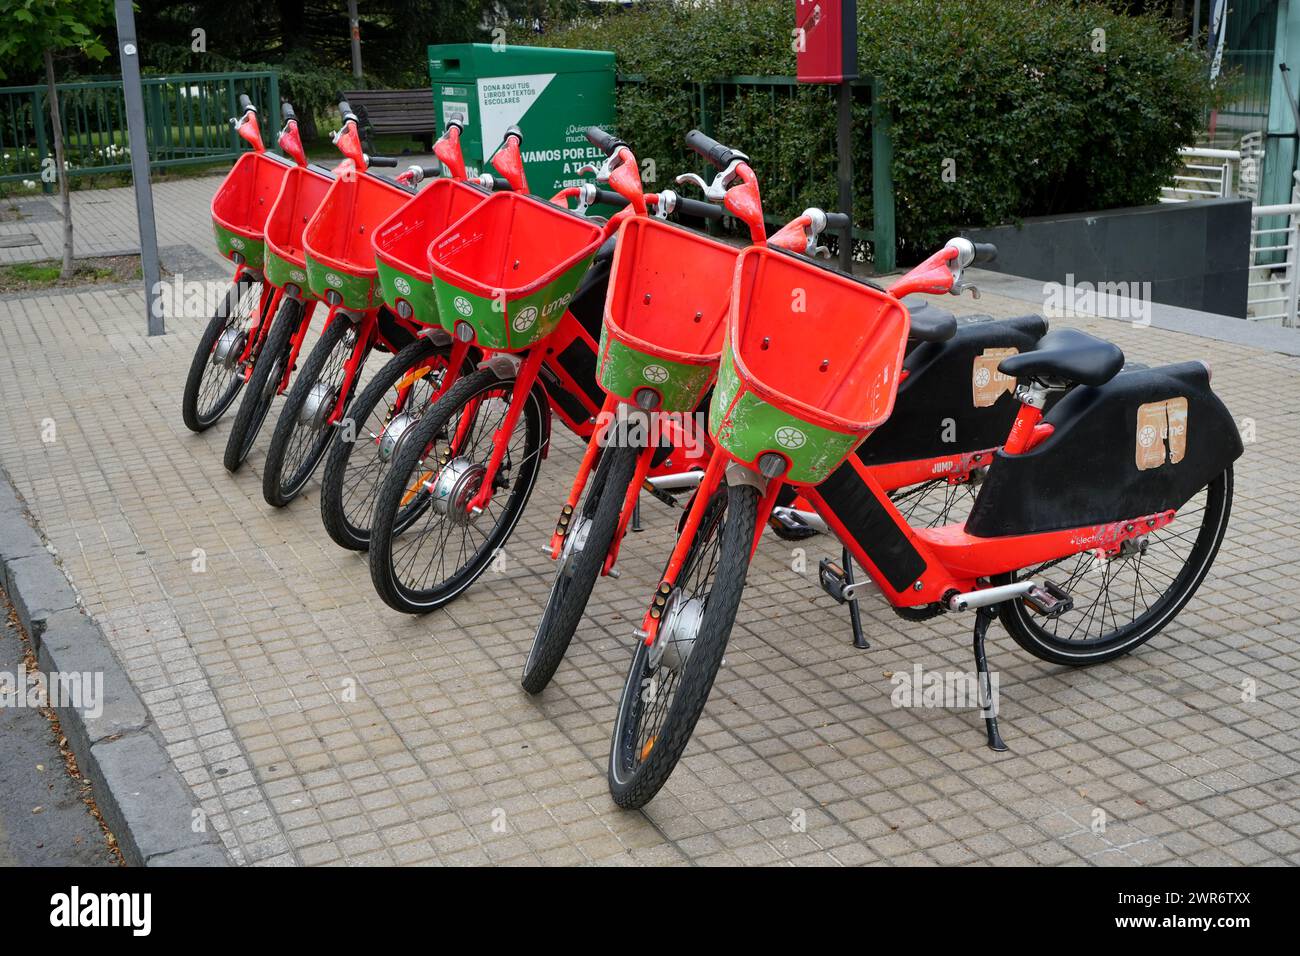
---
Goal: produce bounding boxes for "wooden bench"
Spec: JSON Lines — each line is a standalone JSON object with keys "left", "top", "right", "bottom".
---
{"left": 342, "top": 89, "right": 438, "bottom": 151}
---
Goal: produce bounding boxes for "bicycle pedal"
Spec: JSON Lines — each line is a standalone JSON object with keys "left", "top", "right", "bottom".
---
{"left": 1023, "top": 581, "right": 1073, "bottom": 618}
{"left": 818, "top": 558, "right": 855, "bottom": 604}
{"left": 770, "top": 509, "right": 819, "bottom": 542}
{"left": 641, "top": 482, "right": 679, "bottom": 508}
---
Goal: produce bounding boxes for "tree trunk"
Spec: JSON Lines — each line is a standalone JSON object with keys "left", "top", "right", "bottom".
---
{"left": 44, "top": 48, "right": 74, "bottom": 281}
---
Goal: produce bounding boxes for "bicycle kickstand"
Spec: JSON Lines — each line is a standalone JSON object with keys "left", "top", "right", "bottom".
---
{"left": 631, "top": 500, "right": 642, "bottom": 532}
{"left": 843, "top": 546, "right": 869, "bottom": 650}
{"left": 971, "top": 606, "right": 1008, "bottom": 752}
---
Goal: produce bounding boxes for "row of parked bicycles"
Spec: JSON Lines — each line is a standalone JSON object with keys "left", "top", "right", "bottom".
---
{"left": 184, "top": 95, "right": 1241, "bottom": 809}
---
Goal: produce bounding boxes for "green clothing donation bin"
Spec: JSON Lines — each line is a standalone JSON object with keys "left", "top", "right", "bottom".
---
{"left": 428, "top": 43, "right": 617, "bottom": 197}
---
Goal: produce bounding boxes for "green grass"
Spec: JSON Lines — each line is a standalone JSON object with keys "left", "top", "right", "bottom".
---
{"left": 0, "top": 257, "right": 131, "bottom": 290}
{"left": 5, "top": 262, "right": 61, "bottom": 283}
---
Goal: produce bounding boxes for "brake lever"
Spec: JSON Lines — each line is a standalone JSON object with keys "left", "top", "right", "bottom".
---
{"left": 674, "top": 171, "right": 724, "bottom": 201}
{"left": 679, "top": 158, "right": 748, "bottom": 201}
{"left": 573, "top": 182, "right": 598, "bottom": 216}
{"left": 652, "top": 189, "right": 678, "bottom": 220}
{"left": 943, "top": 238, "right": 981, "bottom": 298}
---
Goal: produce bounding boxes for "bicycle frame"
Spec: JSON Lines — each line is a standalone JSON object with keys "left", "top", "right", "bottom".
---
{"left": 547, "top": 167, "right": 1009, "bottom": 583}
{"left": 634, "top": 245, "right": 1180, "bottom": 645}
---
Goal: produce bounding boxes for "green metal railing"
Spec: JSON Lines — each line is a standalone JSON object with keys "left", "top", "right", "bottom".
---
{"left": 0, "top": 70, "right": 280, "bottom": 187}
{"left": 617, "top": 74, "right": 895, "bottom": 271}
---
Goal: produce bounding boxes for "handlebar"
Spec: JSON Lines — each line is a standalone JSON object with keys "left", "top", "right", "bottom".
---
{"left": 685, "top": 129, "right": 745, "bottom": 170}
{"left": 338, "top": 99, "right": 356, "bottom": 123}
{"left": 584, "top": 188, "right": 723, "bottom": 222}
{"left": 673, "top": 195, "right": 725, "bottom": 221}
{"left": 281, "top": 101, "right": 296, "bottom": 123}
{"left": 586, "top": 126, "right": 625, "bottom": 158}
{"left": 504, "top": 124, "right": 523, "bottom": 144}
{"left": 239, "top": 94, "right": 254, "bottom": 112}
{"left": 824, "top": 212, "right": 851, "bottom": 232}
{"left": 398, "top": 162, "right": 443, "bottom": 185}
{"left": 367, "top": 155, "right": 398, "bottom": 168}
{"left": 971, "top": 241, "right": 997, "bottom": 265}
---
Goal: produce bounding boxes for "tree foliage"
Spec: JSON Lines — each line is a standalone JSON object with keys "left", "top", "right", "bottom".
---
{"left": 516, "top": 0, "right": 1215, "bottom": 259}
{"left": 0, "top": 0, "right": 111, "bottom": 79}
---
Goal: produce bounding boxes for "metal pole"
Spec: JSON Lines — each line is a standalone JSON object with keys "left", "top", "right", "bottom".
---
{"left": 348, "top": 0, "right": 363, "bottom": 80}
{"left": 837, "top": 80, "right": 853, "bottom": 273}
{"left": 114, "top": 0, "right": 163, "bottom": 336}
{"left": 1192, "top": 0, "right": 1202, "bottom": 46}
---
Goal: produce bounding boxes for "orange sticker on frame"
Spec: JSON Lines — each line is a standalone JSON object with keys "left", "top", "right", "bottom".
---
{"left": 973, "top": 348, "right": 1018, "bottom": 408}
{"left": 1135, "top": 397, "right": 1189, "bottom": 470}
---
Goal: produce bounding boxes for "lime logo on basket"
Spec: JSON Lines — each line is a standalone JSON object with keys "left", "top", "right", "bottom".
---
{"left": 775, "top": 426, "right": 806, "bottom": 449}
{"left": 1138, "top": 423, "right": 1159, "bottom": 448}
{"left": 394, "top": 276, "right": 412, "bottom": 296}
{"left": 290, "top": 270, "right": 306, "bottom": 283}
{"left": 974, "top": 367, "right": 991, "bottom": 388}
{"left": 453, "top": 296, "right": 473, "bottom": 317}
{"left": 325, "top": 273, "right": 343, "bottom": 289}
{"left": 512, "top": 306, "right": 539, "bottom": 333}
{"left": 229, "top": 236, "right": 245, "bottom": 250}
{"left": 643, "top": 364, "right": 669, "bottom": 384}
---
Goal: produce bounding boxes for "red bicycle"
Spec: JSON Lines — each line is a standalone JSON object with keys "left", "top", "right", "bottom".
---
{"left": 182, "top": 94, "right": 307, "bottom": 433}
{"left": 519, "top": 130, "right": 1062, "bottom": 694}
{"left": 605, "top": 137, "right": 1242, "bottom": 809}
{"left": 316, "top": 118, "right": 535, "bottom": 548}
{"left": 237, "top": 101, "right": 423, "bottom": 499}
{"left": 365, "top": 131, "right": 727, "bottom": 613}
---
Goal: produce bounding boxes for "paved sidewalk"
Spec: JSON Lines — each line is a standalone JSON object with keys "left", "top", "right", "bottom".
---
{"left": 0, "top": 178, "right": 1296, "bottom": 866}
{"left": 1, "top": 177, "right": 232, "bottom": 270}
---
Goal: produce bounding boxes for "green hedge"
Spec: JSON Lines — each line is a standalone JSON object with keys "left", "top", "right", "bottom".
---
{"left": 512, "top": 0, "right": 1214, "bottom": 263}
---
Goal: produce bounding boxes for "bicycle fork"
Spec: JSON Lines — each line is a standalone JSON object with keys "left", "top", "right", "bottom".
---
{"left": 463, "top": 347, "right": 548, "bottom": 516}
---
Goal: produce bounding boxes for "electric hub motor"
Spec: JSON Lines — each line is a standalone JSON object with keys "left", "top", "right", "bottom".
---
{"left": 299, "top": 382, "right": 338, "bottom": 430}
{"left": 211, "top": 328, "right": 247, "bottom": 370}
{"left": 558, "top": 515, "right": 592, "bottom": 579}
{"left": 377, "top": 411, "right": 416, "bottom": 463}
{"left": 428, "top": 456, "right": 487, "bottom": 524}
{"left": 650, "top": 588, "right": 704, "bottom": 672}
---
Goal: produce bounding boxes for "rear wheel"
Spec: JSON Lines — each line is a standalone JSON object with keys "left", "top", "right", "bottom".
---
{"left": 608, "top": 482, "right": 758, "bottom": 810}
{"left": 222, "top": 298, "right": 302, "bottom": 473}
{"left": 181, "top": 274, "right": 266, "bottom": 432}
{"left": 368, "top": 367, "right": 545, "bottom": 614}
{"left": 997, "top": 467, "right": 1233, "bottom": 665}
{"left": 262, "top": 316, "right": 358, "bottom": 507}
{"left": 319, "top": 336, "right": 458, "bottom": 551}
{"left": 522, "top": 442, "right": 640, "bottom": 695}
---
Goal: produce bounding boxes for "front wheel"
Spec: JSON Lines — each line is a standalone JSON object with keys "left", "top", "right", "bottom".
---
{"left": 181, "top": 274, "right": 266, "bottom": 432}
{"left": 997, "top": 466, "right": 1233, "bottom": 666}
{"left": 221, "top": 297, "right": 302, "bottom": 473}
{"left": 607, "top": 481, "right": 758, "bottom": 810}
{"left": 522, "top": 442, "right": 640, "bottom": 695}
{"left": 319, "top": 336, "right": 460, "bottom": 552}
{"left": 368, "top": 366, "right": 546, "bottom": 614}
{"left": 262, "top": 315, "right": 359, "bottom": 507}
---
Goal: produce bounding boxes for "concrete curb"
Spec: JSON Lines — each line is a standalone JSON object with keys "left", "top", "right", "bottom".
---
{"left": 0, "top": 472, "right": 229, "bottom": 867}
